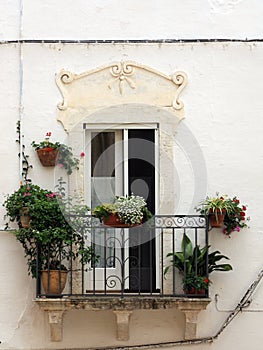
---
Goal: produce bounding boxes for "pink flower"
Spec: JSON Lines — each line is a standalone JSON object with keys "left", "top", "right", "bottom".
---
{"left": 80, "top": 152, "right": 85, "bottom": 157}
{"left": 235, "top": 226, "right": 240, "bottom": 232}
{"left": 46, "top": 192, "right": 57, "bottom": 198}
{"left": 58, "top": 163, "right": 64, "bottom": 168}
{"left": 46, "top": 132, "right": 52, "bottom": 137}
{"left": 23, "top": 192, "right": 31, "bottom": 197}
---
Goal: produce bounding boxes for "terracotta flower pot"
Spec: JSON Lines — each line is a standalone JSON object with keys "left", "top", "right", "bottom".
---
{"left": 41, "top": 270, "right": 68, "bottom": 295}
{"left": 185, "top": 288, "right": 206, "bottom": 296}
{"left": 19, "top": 207, "right": 31, "bottom": 228}
{"left": 209, "top": 209, "right": 226, "bottom": 228}
{"left": 36, "top": 148, "right": 59, "bottom": 167}
{"left": 103, "top": 214, "right": 141, "bottom": 228}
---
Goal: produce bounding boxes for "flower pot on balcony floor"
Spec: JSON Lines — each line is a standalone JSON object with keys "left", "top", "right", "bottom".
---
{"left": 41, "top": 270, "right": 67, "bottom": 295}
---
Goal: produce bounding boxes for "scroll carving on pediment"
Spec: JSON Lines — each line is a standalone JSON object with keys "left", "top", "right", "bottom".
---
{"left": 56, "top": 61, "right": 187, "bottom": 112}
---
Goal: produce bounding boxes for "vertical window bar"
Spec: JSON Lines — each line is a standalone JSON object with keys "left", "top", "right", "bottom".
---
{"left": 121, "top": 228, "right": 125, "bottom": 296}
{"left": 161, "top": 227, "right": 164, "bottom": 296}
{"left": 47, "top": 246, "right": 50, "bottom": 295}
{"left": 205, "top": 217, "right": 209, "bottom": 298}
{"left": 59, "top": 249, "right": 62, "bottom": 295}
{"left": 195, "top": 228, "right": 198, "bottom": 277}
{"left": 81, "top": 233, "right": 85, "bottom": 295}
{"left": 172, "top": 228, "right": 176, "bottom": 296}
{"left": 70, "top": 241, "right": 73, "bottom": 296}
{"left": 104, "top": 228, "right": 107, "bottom": 295}
{"left": 92, "top": 227, "right": 96, "bottom": 295}
{"left": 36, "top": 243, "right": 41, "bottom": 297}
{"left": 138, "top": 228, "right": 141, "bottom": 295}
{"left": 150, "top": 227, "right": 153, "bottom": 295}
{"left": 183, "top": 229, "right": 186, "bottom": 296}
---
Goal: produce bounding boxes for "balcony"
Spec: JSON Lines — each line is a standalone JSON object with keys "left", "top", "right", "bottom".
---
{"left": 34, "top": 215, "right": 211, "bottom": 341}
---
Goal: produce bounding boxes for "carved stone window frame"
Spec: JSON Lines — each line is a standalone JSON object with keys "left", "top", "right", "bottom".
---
{"left": 56, "top": 61, "right": 187, "bottom": 214}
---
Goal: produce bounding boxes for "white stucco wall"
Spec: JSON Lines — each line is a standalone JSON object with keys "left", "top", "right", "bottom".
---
{"left": 0, "top": 1, "right": 263, "bottom": 350}
{"left": 1, "top": 0, "right": 263, "bottom": 40}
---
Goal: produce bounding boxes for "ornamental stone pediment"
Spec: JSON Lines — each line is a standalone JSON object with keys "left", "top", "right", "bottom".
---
{"left": 56, "top": 61, "right": 187, "bottom": 131}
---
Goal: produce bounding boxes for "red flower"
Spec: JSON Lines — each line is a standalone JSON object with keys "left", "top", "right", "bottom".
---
{"left": 204, "top": 278, "right": 209, "bottom": 284}
{"left": 242, "top": 205, "right": 247, "bottom": 211}
{"left": 46, "top": 132, "right": 52, "bottom": 137}
{"left": 233, "top": 198, "right": 240, "bottom": 204}
{"left": 80, "top": 152, "right": 85, "bottom": 157}
{"left": 240, "top": 212, "right": 246, "bottom": 217}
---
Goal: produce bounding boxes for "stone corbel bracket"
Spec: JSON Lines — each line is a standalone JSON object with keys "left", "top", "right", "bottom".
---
{"left": 56, "top": 61, "right": 187, "bottom": 132}
{"left": 35, "top": 297, "right": 210, "bottom": 342}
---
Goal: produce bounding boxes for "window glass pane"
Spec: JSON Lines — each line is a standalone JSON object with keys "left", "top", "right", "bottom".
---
{"left": 91, "top": 132, "right": 115, "bottom": 177}
{"left": 91, "top": 132, "right": 116, "bottom": 268}
{"left": 91, "top": 177, "right": 115, "bottom": 209}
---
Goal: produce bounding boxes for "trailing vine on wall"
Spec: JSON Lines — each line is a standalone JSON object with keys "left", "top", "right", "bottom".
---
{"left": 16, "top": 121, "right": 32, "bottom": 183}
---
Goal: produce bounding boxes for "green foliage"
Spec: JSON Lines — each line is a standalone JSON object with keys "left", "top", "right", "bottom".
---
{"left": 31, "top": 132, "right": 80, "bottom": 175}
{"left": 196, "top": 193, "right": 250, "bottom": 235}
{"left": 183, "top": 274, "right": 210, "bottom": 291}
{"left": 14, "top": 225, "right": 96, "bottom": 278}
{"left": 4, "top": 178, "right": 97, "bottom": 278}
{"left": 57, "top": 143, "right": 80, "bottom": 175}
{"left": 164, "top": 234, "right": 233, "bottom": 290}
{"left": 223, "top": 197, "right": 249, "bottom": 235}
{"left": 16, "top": 120, "right": 33, "bottom": 182}
{"left": 195, "top": 194, "right": 235, "bottom": 221}
{"left": 3, "top": 183, "right": 50, "bottom": 228}
{"left": 92, "top": 195, "right": 152, "bottom": 225}
{"left": 92, "top": 203, "right": 116, "bottom": 221}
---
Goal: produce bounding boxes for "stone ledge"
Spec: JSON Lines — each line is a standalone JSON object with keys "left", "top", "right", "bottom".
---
{"left": 34, "top": 296, "right": 211, "bottom": 342}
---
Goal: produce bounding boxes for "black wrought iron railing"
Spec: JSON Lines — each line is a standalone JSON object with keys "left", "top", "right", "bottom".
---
{"left": 36, "top": 215, "right": 209, "bottom": 298}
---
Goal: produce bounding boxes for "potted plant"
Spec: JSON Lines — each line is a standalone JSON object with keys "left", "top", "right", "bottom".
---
{"left": 92, "top": 194, "right": 152, "bottom": 227}
{"left": 195, "top": 194, "right": 235, "bottom": 227}
{"left": 5, "top": 179, "right": 96, "bottom": 295}
{"left": 165, "top": 234, "right": 232, "bottom": 296}
{"left": 182, "top": 274, "right": 210, "bottom": 295}
{"left": 223, "top": 196, "right": 249, "bottom": 236}
{"left": 3, "top": 182, "right": 51, "bottom": 228}
{"left": 31, "top": 132, "right": 80, "bottom": 175}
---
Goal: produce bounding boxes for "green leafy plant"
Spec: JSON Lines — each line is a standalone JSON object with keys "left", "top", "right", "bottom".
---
{"left": 31, "top": 132, "right": 81, "bottom": 175}
{"left": 3, "top": 183, "right": 50, "bottom": 228}
{"left": 183, "top": 274, "right": 210, "bottom": 291}
{"left": 165, "top": 234, "right": 232, "bottom": 292}
{"left": 196, "top": 193, "right": 250, "bottom": 235}
{"left": 195, "top": 194, "right": 235, "bottom": 221}
{"left": 4, "top": 178, "right": 97, "bottom": 277}
{"left": 92, "top": 194, "right": 152, "bottom": 226}
{"left": 223, "top": 196, "right": 250, "bottom": 236}
{"left": 16, "top": 120, "right": 33, "bottom": 182}
{"left": 92, "top": 203, "right": 116, "bottom": 221}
